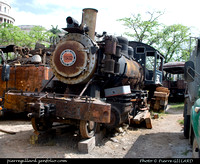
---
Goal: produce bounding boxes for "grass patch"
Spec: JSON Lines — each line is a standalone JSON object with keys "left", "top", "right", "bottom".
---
{"left": 151, "top": 110, "right": 168, "bottom": 119}
{"left": 181, "top": 148, "right": 190, "bottom": 156}
{"left": 178, "top": 119, "right": 184, "bottom": 125}
{"left": 170, "top": 103, "right": 184, "bottom": 110}
{"left": 158, "top": 111, "right": 168, "bottom": 116}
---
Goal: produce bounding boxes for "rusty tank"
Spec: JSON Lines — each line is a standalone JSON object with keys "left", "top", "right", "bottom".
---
{"left": 0, "top": 44, "right": 54, "bottom": 116}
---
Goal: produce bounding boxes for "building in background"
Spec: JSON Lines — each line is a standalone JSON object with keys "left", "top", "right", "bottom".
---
{"left": 0, "top": 0, "right": 15, "bottom": 24}
{"left": 18, "top": 25, "right": 36, "bottom": 33}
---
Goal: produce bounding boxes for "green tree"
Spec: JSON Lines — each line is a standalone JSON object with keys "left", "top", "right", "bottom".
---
{"left": 0, "top": 23, "right": 55, "bottom": 49}
{"left": 49, "top": 25, "right": 61, "bottom": 45}
{"left": 28, "top": 26, "right": 55, "bottom": 48}
{"left": 118, "top": 11, "right": 164, "bottom": 45}
{"left": 158, "top": 24, "right": 191, "bottom": 63}
{"left": 118, "top": 11, "right": 192, "bottom": 63}
{"left": 0, "top": 23, "right": 26, "bottom": 46}
{"left": 49, "top": 25, "right": 61, "bottom": 35}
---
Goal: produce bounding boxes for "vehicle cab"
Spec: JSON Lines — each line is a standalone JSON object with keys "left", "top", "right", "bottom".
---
{"left": 184, "top": 55, "right": 200, "bottom": 157}
{"left": 190, "top": 90, "right": 200, "bottom": 158}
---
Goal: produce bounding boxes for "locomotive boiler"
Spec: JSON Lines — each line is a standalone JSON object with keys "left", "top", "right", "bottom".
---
{"left": 2, "top": 8, "right": 164, "bottom": 139}
{"left": 51, "top": 9, "right": 143, "bottom": 87}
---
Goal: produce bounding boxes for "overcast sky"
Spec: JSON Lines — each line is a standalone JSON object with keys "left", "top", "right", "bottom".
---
{"left": 4, "top": 0, "right": 200, "bottom": 37}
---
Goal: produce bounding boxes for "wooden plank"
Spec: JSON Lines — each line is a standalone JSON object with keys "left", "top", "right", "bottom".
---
{"left": 155, "top": 97, "right": 168, "bottom": 101}
{"left": 130, "top": 99, "right": 137, "bottom": 102}
{"left": 132, "top": 111, "right": 145, "bottom": 124}
{"left": 144, "top": 111, "right": 150, "bottom": 119}
{"left": 156, "top": 87, "right": 170, "bottom": 94}
{"left": 145, "top": 118, "right": 152, "bottom": 129}
{"left": 132, "top": 110, "right": 149, "bottom": 124}
{"left": 0, "top": 129, "right": 16, "bottom": 135}
{"left": 78, "top": 137, "right": 95, "bottom": 153}
{"left": 130, "top": 110, "right": 152, "bottom": 129}
{"left": 144, "top": 111, "right": 152, "bottom": 129}
{"left": 153, "top": 100, "right": 161, "bottom": 111}
{"left": 154, "top": 91, "right": 168, "bottom": 98}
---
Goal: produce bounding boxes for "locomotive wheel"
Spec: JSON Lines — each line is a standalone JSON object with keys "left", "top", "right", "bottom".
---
{"left": 79, "top": 120, "right": 97, "bottom": 139}
{"left": 31, "top": 118, "right": 53, "bottom": 132}
{"left": 105, "top": 107, "right": 121, "bottom": 129}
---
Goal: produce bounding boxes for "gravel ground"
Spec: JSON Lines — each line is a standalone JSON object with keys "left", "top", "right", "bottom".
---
{"left": 0, "top": 104, "right": 193, "bottom": 158}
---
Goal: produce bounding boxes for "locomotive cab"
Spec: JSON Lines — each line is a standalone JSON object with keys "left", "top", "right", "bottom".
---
{"left": 129, "top": 41, "right": 164, "bottom": 88}
{"left": 145, "top": 51, "right": 163, "bottom": 85}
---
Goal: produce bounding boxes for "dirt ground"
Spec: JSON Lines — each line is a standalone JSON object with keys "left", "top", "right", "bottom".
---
{"left": 0, "top": 104, "right": 193, "bottom": 158}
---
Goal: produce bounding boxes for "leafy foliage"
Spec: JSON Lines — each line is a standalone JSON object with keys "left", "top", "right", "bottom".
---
{"left": 0, "top": 23, "right": 25, "bottom": 46}
{"left": 49, "top": 25, "right": 61, "bottom": 45}
{"left": 0, "top": 23, "right": 55, "bottom": 48}
{"left": 118, "top": 11, "right": 193, "bottom": 63}
{"left": 118, "top": 11, "right": 164, "bottom": 45}
{"left": 158, "top": 24, "right": 191, "bottom": 62}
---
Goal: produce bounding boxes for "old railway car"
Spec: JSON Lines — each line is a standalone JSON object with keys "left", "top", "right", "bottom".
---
{"left": 1, "top": 8, "right": 165, "bottom": 138}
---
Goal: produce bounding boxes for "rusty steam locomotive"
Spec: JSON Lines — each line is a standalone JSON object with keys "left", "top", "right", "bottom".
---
{"left": 1, "top": 8, "right": 164, "bottom": 138}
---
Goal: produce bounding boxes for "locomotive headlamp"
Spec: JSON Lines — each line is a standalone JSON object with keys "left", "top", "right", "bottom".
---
{"left": 66, "top": 16, "right": 79, "bottom": 28}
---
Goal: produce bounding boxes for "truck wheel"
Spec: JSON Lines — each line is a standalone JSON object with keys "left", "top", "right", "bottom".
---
{"left": 79, "top": 120, "right": 96, "bottom": 139}
{"left": 192, "top": 136, "right": 200, "bottom": 158}
{"left": 184, "top": 104, "right": 190, "bottom": 138}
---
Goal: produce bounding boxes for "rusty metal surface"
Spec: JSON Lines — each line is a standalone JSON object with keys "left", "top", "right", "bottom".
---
{"left": 51, "top": 33, "right": 97, "bottom": 85}
{"left": 3, "top": 93, "right": 27, "bottom": 112}
{"left": 163, "top": 62, "right": 185, "bottom": 74}
{"left": 80, "top": 8, "right": 98, "bottom": 40}
{"left": 104, "top": 35, "right": 117, "bottom": 55}
{"left": 52, "top": 40, "right": 87, "bottom": 78}
{"left": 4, "top": 92, "right": 111, "bottom": 123}
{"left": 0, "top": 65, "right": 51, "bottom": 97}
{"left": 123, "top": 57, "right": 144, "bottom": 88}
{"left": 0, "top": 45, "right": 29, "bottom": 56}
{"left": 177, "top": 80, "right": 186, "bottom": 89}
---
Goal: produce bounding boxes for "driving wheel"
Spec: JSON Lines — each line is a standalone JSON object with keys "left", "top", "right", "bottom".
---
{"left": 79, "top": 120, "right": 97, "bottom": 139}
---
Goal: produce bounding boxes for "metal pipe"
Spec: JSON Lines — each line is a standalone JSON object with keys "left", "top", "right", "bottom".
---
{"left": 39, "top": 75, "right": 55, "bottom": 93}
{"left": 80, "top": 8, "right": 98, "bottom": 40}
{"left": 78, "top": 78, "right": 93, "bottom": 99}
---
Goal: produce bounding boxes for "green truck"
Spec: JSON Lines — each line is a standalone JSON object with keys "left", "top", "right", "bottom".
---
{"left": 184, "top": 38, "right": 200, "bottom": 158}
